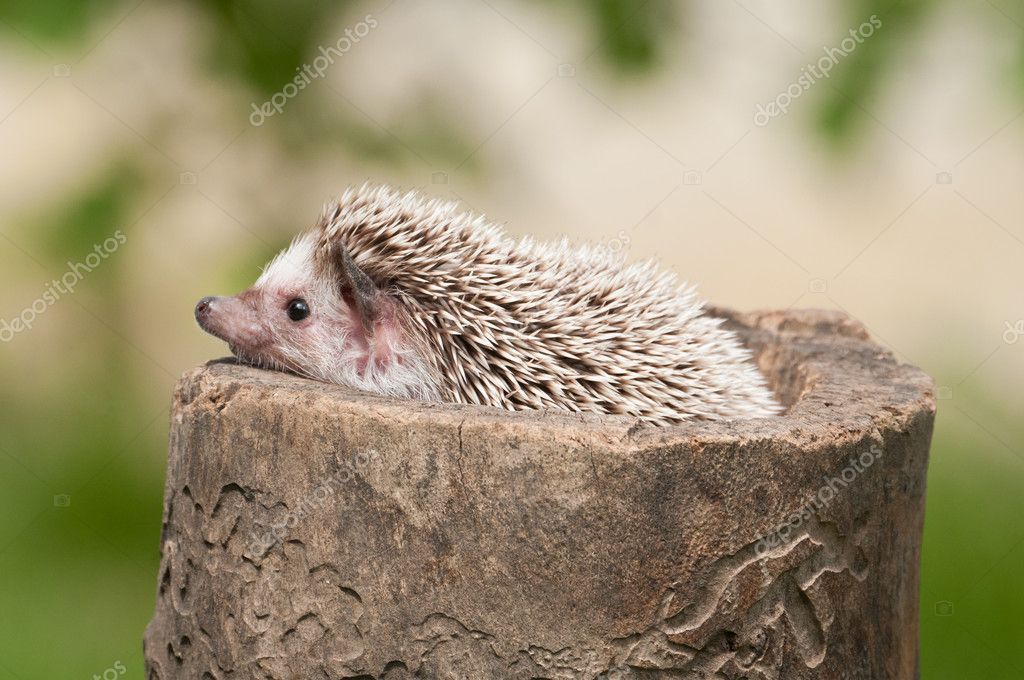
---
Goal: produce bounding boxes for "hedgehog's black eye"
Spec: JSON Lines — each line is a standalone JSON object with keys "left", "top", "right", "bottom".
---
{"left": 286, "top": 298, "right": 310, "bottom": 322}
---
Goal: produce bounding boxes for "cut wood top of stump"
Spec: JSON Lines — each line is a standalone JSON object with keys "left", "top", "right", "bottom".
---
{"left": 177, "top": 307, "right": 935, "bottom": 453}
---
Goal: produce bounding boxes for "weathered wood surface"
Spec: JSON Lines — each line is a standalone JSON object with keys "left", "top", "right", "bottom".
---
{"left": 144, "top": 308, "right": 934, "bottom": 679}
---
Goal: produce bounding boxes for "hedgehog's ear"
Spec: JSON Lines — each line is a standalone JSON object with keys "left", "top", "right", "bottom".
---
{"left": 335, "top": 245, "right": 381, "bottom": 336}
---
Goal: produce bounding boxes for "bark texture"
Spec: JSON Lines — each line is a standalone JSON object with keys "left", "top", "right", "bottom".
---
{"left": 144, "top": 308, "right": 934, "bottom": 680}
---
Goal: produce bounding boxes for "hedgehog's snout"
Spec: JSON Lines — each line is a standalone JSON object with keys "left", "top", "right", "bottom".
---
{"left": 195, "top": 293, "right": 272, "bottom": 358}
{"left": 195, "top": 295, "right": 232, "bottom": 340}
{"left": 195, "top": 296, "right": 218, "bottom": 322}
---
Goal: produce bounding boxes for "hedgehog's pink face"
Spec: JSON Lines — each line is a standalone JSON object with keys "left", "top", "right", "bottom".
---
{"left": 195, "top": 234, "right": 438, "bottom": 401}
{"left": 194, "top": 284, "right": 345, "bottom": 379}
{"left": 195, "top": 237, "right": 357, "bottom": 380}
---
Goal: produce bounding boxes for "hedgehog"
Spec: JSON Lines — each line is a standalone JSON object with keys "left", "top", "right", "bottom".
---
{"left": 194, "top": 184, "right": 779, "bottom": 423}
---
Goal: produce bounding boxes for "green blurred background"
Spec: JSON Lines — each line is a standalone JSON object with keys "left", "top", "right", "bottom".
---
{"left": 0, "top": 0, "right": 1021, "bottom": 677}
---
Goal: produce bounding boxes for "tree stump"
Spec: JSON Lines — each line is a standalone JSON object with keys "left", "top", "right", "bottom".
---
{"left": 144, "top": 308, "right": 934, "bottom": 680}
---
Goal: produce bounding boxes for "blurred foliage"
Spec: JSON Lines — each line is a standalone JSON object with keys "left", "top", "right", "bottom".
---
{"left": 0, "top": 0, "right": 118, "bottom": 45}
{"left": 0, "top": 1, "right": 1021, "bottom": 679}
{"left": 195, "top": 0, "right": 353, "bottom": 96}
{"left": 4, "top": 0, "right": 1021, "bottom": 148}
{"left": 919, "top": 409, "right": 1024, "bottom": 679}
{"left": 816, "top": 0, "right": 934, "bottom": 146}
{"left": 574, "top": 0, "right": 678, "bottom": 73}
{"left": 1, "top": 162, "right": 167, "bottom": 678}
{"left": 36, "top": 161, "right": 144, "bottom": 264}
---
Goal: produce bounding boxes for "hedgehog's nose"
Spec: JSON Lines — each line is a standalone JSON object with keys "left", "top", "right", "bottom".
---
{"left": 195, "top": 296, "right": 218, "bottom": 322}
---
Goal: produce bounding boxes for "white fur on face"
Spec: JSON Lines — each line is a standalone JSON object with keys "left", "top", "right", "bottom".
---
{"left": 256, "top": 233, "right": 317, "bottom": 291}
{"left": 244, "top": 234, "right": 440, "bottom": 401}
